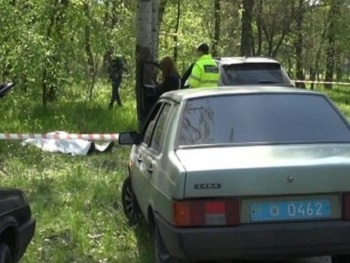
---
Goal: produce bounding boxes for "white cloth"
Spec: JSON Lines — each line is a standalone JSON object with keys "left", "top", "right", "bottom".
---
{"left": 22, "top": 131, "right": 92, "bottom": 156}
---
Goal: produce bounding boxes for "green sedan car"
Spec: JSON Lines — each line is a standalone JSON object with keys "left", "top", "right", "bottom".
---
{"left": 119, "top": 86, "right": 350, "bottom": 263}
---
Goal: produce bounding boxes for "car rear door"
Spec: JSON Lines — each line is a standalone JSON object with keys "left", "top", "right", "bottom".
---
{"left": 132, "top": 100, "right": 174, "bottom": 216}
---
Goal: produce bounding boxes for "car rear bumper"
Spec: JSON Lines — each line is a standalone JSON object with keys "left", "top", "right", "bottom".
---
{"left": 155, "top": 213, "right": 350, "bottom": 261}
{"left": 17, "top": 217, "right": 36, "bottom": 262}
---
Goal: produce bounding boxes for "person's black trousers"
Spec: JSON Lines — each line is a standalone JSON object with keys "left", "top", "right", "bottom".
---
{"left": 109, "top": 77, "right": 122, "bottom": 108}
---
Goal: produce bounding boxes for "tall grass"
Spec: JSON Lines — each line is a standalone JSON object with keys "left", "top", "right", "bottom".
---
{"left": 305, "top": 84, "right": 350, "bottom": 119}
{"left": 0, "top": 83, "right": 153, "bottom": 263}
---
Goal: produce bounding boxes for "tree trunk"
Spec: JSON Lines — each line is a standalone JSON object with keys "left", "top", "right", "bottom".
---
{"left": 103, "top": 0, "right": 110, "bottom": 27}
{"left": 83, "top": 1, "right": 96, "bottom": 101}
{"left": 152, "top": 0, "right": 160, "bottom": 60}
{"left": 42, "top": 0, "right": 59, "bottom": 108}
{"left": 254, "top": 0, "right": 263, "bottom": 56}
{"left": 173, "top": 0, "right": 181, "bottom": 61}
{"left": 102, "top": 0, "right": 120, "bottom": 75}
{"left": 158, "top": 0, "right": 167, "bottom": 57}
{"left": 336, "top": 53, "right": 342, "bottom": 81}
{"left": 240, "top": 0, "right": 254, "bottom": 56}
{"left": 212, "top": 0, "right": 220, "bottom": 57}
{"left": 135, "top": 0, "right": 153, "bottom": 130}
{"left": 324, "top": 0, "right": 341, "bottom": 89}
{"left": 41, "top": 0, "right": 69, "bottom": 107}
{"left": 295, "top": 0, "right": 305, "bottom": 88}
{"left": 111, "top": 0, "right": 118, "bottom": 27}
{"left": 311, "top": 11, "right": 328, "bottom": 90}
{"left": 158, "top": 0, "right": 167, "bottom": 26}
{"left": 310, "top": 67, "right": 316, "bottom": 90}
{"left": 259, "top": 0, "right": 294, "bottom": 58}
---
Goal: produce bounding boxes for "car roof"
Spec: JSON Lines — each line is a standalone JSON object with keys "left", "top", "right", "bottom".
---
{"left": 161, "top": 86, "right": 325, "bottom": 102}
{"left": 215, "top": 56, "right": 281, "bottom": 65}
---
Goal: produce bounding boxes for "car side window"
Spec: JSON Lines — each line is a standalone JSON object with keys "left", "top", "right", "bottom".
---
{"left": 141, "top": 103, "right": 163, "bottom": 145}
{"left": 149, "top": 103, "right": 171, "bottom": 152}
{"left": 178, "top": 94, "right": 350, "bottom": 146}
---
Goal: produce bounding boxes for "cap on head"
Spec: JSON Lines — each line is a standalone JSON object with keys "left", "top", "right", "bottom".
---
{"left": 197, "top": 43, "right": 209, "bottom": 55}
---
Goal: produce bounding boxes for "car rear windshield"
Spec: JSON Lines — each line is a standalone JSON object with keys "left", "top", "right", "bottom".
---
{"left": 178, "top": 93, "right": 350, "bottom": 146}
{"left": 220, "top": 63, "right": 292, "bottom": 86}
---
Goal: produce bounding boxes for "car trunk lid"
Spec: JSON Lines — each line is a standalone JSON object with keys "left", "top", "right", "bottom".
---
{"left": 176, "top": 144, "right": 350, "bottom": 198}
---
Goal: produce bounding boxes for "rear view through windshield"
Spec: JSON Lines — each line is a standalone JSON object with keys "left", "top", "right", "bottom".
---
{"left": 220, "top": 63, "right": 292, "bottom": 86}
{"left": 178, "top": 93, "right": 350, "bottom": 146}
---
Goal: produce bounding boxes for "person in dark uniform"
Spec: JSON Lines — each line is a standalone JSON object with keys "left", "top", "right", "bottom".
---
{"left": 108, "top": 57, "right": 127, "bottom": 109}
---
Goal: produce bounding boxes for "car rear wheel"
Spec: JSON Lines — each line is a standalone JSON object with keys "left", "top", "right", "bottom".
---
{"left": 0, "top": 243, "right": 12, "bottom": 263}
{"left": 121, "top": 176, "right": 144, "bottom": 224}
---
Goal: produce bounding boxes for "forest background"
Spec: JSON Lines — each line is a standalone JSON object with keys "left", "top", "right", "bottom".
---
{"left": 1, "top": 0, "right": 350, "bottom": 107}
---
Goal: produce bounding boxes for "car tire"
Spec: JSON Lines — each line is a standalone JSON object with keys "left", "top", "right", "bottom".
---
{"left": 0, "top": 243, "right": 12, "bottom": 263}
{"left": 121, "top": 176, "right": 144, "bottom": 224}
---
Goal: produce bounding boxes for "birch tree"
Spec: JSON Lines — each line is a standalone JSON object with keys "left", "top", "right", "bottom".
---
{"left": 135, "top": 0, "right": 153, "bottom": 129}
{"left": 240, "top": 0, "right": 254, "bottom": 56}
{"left": 324, "top": 0, "right": 342, "bottom": 89}
{"left": 152, "top": 0, "right": 160, "bottom": 60}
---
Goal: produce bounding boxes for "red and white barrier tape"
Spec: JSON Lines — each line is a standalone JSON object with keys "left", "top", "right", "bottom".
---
{"left": 0, "top": 133, "right": 119, "bottom": 141}
{"left": 293, "top": 80, "right": 350, "bottom": 86}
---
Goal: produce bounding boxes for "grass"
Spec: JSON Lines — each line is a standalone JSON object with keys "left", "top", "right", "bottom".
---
{"left": 0, "top": 83, "right": 350, "bottom": 263}
{"left": 306, "top": 84, "right": 350, "bottom": 117}
{"left": 0, "top": 84, "right": 154, "bottom": 263}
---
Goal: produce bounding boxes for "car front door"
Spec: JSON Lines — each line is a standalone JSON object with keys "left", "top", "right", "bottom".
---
{"left": 132, "top": 100, "right": 173, "bottom": 216}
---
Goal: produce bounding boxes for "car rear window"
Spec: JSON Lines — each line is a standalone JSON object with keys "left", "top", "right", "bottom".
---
{"left": 220, "top": 63, "right": 292, "bottom": 86}
{"left": 178, "top": 93, "right": 350, "bottom": 146}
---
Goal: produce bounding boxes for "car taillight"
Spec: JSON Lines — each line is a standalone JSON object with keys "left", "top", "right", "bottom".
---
{"left": 342, "top": 193, "right": 350, "bottom": 220}
{"left": 173, "top": 199, "right": 240, "bottom": 227}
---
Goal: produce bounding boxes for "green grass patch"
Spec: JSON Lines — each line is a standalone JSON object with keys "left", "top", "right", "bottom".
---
{"left": 0, "top": 144, "right": 153, "bottom": 263}
{"left": 309, "top": 84, "right": 350, "bottom": 117}
{"left": 0, "top": 83, "right": 153, "bottom": 263}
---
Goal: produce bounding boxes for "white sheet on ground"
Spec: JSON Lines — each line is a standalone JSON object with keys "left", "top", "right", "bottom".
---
{"left": 22, "top": 131, "right": 95, "bottom": 156}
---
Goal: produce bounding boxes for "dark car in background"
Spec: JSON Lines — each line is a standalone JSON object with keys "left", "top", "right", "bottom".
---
{"left": 0, "top": 83, "right": 36, "bottom": 263}
{"left": 0, "top": 188, "right": 36, "bottom": 263}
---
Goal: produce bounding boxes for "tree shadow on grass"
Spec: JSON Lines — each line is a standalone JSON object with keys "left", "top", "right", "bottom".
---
{"left": 132, "top": 224, "right": 154, "bottom": 263}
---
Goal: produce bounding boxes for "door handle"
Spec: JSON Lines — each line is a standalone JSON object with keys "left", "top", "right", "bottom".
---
{"left": 147, "top": 164, "right": 153, "bottom": 174}
{"left": 147, "top": 162, "right": 155, "bottom": 174}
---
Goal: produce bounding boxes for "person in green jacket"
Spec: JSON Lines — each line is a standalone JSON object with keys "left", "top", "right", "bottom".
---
{"left": 188, "top": 43, "right": 220, "bottom": 88}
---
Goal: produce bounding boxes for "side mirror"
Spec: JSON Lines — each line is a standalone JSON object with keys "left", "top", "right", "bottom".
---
{"left": 118, "top": 131, "right": 140, "bottom": 145}
{"left": 0, "top": 82, "right": 15, "bottom": 98}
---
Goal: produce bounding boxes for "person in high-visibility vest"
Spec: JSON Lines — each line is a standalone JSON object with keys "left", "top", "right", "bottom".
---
{"left": 188, "top": 43, "right": 220, "bottom": 88}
